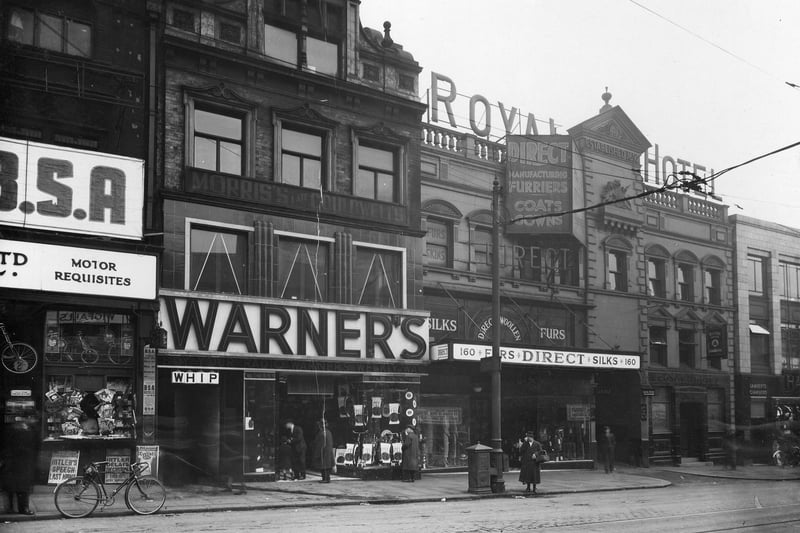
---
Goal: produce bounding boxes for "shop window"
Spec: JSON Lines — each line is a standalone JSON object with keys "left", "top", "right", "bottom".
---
{"left": 749, "top": 320, "right": 771, "bottom": 372}
{"left": 652, "top": 388, "right": 671, "bottom": 434}
{"left": 748, "top": 256, "right": 766, "bottom": 295}
{"left": 42, "top": 310, "right": 136, "bottom": 440}
{"left": 7, "top": 7, "right": 91, "bottom": 56}
{"left": 707, "top": 388, "right": 724, "bottom": 432}
{"left": 279, "top": 126, "right": 325, "bottom": 189}
{"left": 677, "top": 264, "right": 694, "bottom": 302}
{"left": 418, "top": 395, "right": 471, "bottom": 468}
{"left": 649, "top": 326, "right": 668, "bottom": 367}
{"left": 607, "top": 250, "right": 627, "bottom": 292}
{"left": 425, "top": 218, "right": 452, "bottom": 267}
{"left": 191, "top": 106, "right": 244, "bottom": 175}
{"left": 780, "top": 262, "right": 800, "bottom": 300}
{"left": 355, "top": 142, "right": 399, "bottom": 203}
{"left": 470, "top": 226, "right": 492, "bottom": 275}
{"left": 679, "top": 328, "right": 697, "bottom": 368}
{"left": 244, "top": 377, "right": 277, "bottom": 475}
{"left": 353, "top": 245, "right": 403, "bottom": 308}
{"left": 277, "top": 234, "right": 330, "bottom": 302}
{"left": 189, "top": 227, "right": 248, "bottom": 294}
{"left": 704, "top": 268, "right": 722, "bottom": 305}
{"left": 647, "top": 258, "right": 666, "bottom": 298}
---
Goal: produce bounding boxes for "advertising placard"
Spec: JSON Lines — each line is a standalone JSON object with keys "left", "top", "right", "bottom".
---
{"left": 136, "top": 445, "right": 159, "bottom": 478}
{"left": 441, "top": 342, "right": 640, "bottom": 370}
{"left": 505, "top": 135, "right": 572, "bottom": 234}
{"left": 0, "top": 136, "right": 144, "bottom": 239}
{"left": 104, "top": 450, "right": 131, "bottom": 484}
{"left": 0, "top": 239, "right": 157, "bottom": 299}
{"left": 48, "top": 450, "right": 80, "bottom": 484}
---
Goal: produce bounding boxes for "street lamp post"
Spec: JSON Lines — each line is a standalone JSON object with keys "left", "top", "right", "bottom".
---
{"left": 490, "top": 177, "right": 505, "bottom": 493}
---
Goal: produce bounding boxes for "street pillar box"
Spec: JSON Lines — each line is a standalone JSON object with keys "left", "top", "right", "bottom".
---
{"left": 466, "top": 443, "right": 492, "bottom": 494}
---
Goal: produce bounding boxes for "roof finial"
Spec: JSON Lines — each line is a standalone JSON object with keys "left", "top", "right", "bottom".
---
{"left": 382, "top": 21, "right": 394, "bottom": 48}
{"left": 600, "top": 87, "right": 613, "bottom": 113}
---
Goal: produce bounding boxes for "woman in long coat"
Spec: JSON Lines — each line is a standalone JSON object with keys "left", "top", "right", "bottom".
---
{"left": 401, "top": 426, "right": 419, "bottom": 482}
{"left": 311, "top": 420, "right": 334, "bottom": 483}
{"left": 518, "top": 431, "right": 542, "bottom": 493}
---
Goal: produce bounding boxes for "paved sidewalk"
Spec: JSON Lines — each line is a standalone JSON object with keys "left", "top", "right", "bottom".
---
{"left": 655, "top": 462, "right": 800, "bottom": 481}
{"left": 5, "top": 468, "right": 669, "bottom": 522}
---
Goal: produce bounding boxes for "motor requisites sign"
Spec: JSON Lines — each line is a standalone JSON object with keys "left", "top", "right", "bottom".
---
{"left": 0, "top": 239, "right": 157, "bottom": 299}
{"left": 0, "top": 137, "right": 144, "bottom": 239}
{"left": 506, "top": 135, "right": 572, "bottom": 234}
{"left": 440, "top": 342, "right": 640, "bottom": 370}
{"left": 160, "top": 291, "right": 429, "bottom": 361}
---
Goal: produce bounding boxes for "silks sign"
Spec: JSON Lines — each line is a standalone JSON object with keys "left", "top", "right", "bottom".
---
{"left": 433, "top": 342, "right": 640, "bottom": 370}
{"left": 160, "top": 290, "right": 429, "bottom": 361}
{"left": 0, "top": 136, "right": 144, "bottom": 239}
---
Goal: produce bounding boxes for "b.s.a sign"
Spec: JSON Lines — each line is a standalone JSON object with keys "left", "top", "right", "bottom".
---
{"left": 0, "top": 137, "right": 144, "bottom": 239}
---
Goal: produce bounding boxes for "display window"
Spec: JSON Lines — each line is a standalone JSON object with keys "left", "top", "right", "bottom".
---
{"left": 418, "top": 395, "right": 471, "bottom": 467}
{"left": 42, "top": 310, "right": 136, "bottom": 441}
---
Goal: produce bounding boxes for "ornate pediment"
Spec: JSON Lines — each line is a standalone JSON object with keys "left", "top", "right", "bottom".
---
{"left": 354, "top": 121, "right": 407, "bottom": 141}
{"left": 186, "top": 83, "right": 252, "bottom": 105}
{"left": 273, "top": 103, "right": 337, "bottom": 128}
{"left": 568, "top": 106, "right": 651, "bottom": 164}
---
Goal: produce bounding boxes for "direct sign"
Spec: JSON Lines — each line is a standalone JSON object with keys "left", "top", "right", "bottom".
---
{"left": 443, "top": 343, "right": 640, "bottom": 370}
{"left": 0, "top": 136, "right": 144, "bottom": 239}
{"left": 0, "top": 239, "right": 157, "bottom": 299}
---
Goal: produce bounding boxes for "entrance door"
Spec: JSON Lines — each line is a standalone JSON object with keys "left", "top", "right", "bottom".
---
{"left": 679, "top": 402, "right": 704, "bottom": 458}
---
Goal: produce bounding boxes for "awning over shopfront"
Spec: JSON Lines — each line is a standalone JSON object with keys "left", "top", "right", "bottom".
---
{"left": 431, "top": 341, "right": 640, "bottom": 370}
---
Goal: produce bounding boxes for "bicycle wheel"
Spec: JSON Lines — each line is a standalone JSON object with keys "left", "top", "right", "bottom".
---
{"left": 108, "top": 350, "right": 132, "bottom": 365}
{"left": 1, "top": 342, "right": 38, "bottom": 374}
{"left": 125, "top": 476, "right": 166, "bottom": 515}
{"left": 81, "top": 348, "right": 99, "bottom": 364}
{"left": 54, "top": 477, "right": 101, "bottom": 518}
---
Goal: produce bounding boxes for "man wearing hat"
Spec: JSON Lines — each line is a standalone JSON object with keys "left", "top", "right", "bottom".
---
{"left": 284, "top": 420, "right": 307, "bottom": 480}
{"left": 401, "top": 425, "right": 419, "bottom": 482}
{"left": 519, "top": 431, "right": 544, "bottom": 493}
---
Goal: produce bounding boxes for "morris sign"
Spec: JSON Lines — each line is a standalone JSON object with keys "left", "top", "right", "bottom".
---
{"left": 160, "top": 290, "right": 429, "bottom": 361}
{"left": 0, "top": 137, "right": 144, "bottom": 239}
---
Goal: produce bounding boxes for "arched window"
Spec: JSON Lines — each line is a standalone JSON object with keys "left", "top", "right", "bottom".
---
{"left": 645, "top": 244, "right": 670, "bottom": 298}
{"left": 701, "top": 255, "right": 726, "bottom": 306}
{"left": 675, "top": 250, "right": 699, "bottom": 303}
{"left": 604, "top": 236, "right": 632, "bottom": 292}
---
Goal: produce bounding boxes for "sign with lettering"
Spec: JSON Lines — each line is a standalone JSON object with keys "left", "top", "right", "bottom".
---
{"left": 749, "top": 383, "right": 768, "bottom": 398}
{"left": 160, "top": 291, "right": 429, "bottom": 361}
{"left": 641, "top": 143, "right": 714, "bottom": 193}
{"left": 436, "top": 342, "right": 640, "bottom": 370}
{"left": 171, "top": 370, "right": 219, "bottom": 384}
{"left": 706, "top": 327, "right": 727, "bottom": 358}
{"left": 566, "top": 404, "right": 591, "bottom": 420}
{"left": 506, "top": 135, "right": 572, "bottom": 234}
{"left": 142, "top": 347, "right": 156, "bottom": 417}
{"left": 136, "top": 445, "right": 159, "bottom": 478}
{"left": 48, "top": 450, "right": 80, "bottom": 484}
{"left": 0, "top": 136, "right": 144, "bottom": 239}
{"left": 429, "top": 72, "right": 556, "bottom": 139}
{"left": 0, "top": 239, "right": 157, "bottom": 299}
{"left": 104, "top": 450, "right": 131, "bottom": 484}
{"left": 416, "top": 407, "right": 462, "bottom": 425}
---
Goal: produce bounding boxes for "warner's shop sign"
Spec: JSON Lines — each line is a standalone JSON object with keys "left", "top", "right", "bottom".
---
{"left": 0, "top": 137, "right": 145, "bottom": 239}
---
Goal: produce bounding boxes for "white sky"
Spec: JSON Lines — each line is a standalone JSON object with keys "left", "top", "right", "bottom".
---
{"left": 360, "top": 0, "right": 800, "bottom": 229}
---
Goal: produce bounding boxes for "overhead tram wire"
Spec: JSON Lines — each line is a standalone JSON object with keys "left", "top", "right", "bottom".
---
{"left": 507, "top": 139, "right": 800, "bottom": 225}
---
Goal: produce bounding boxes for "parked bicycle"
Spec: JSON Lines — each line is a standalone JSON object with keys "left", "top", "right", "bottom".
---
{"left": 54, "top": 460, "right": 166, "bottom": 518}
{"left": 0, "top": 322, "right": 38, "bottom": 374}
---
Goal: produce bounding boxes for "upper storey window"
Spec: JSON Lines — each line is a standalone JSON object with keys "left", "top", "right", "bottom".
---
{"left": 193, "top": 108, "right": 244, "bottom": 175}
{"left": 355, "top": 144, "right": 398, "bottom": 202}
{"left": 263, "top": 0, "right": 343, "bottom": 76}
{"left": 7, "top": 7, "right": 91, "bottom": 57}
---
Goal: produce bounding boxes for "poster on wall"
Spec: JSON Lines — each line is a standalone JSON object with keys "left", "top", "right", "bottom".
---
{"left": 505, "top": 135, "right": 572, "bottom": 235}
{"left": 48, "top": 450, "right": 80, "bottom": 484}
{"left": 136, "top": 445, "right": 159, "bottom": 478}
{"left": 105, "top": 450, "right": 131, "bottom": 484}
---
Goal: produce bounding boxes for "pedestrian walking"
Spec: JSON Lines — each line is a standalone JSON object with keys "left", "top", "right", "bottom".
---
{"left": 600, "top": 426, "right": 616, "bottom": 473}
{"left": 285, "top": 420, "right": 307, "bottom": 480}
{"left": 1, "top": 410, "right": 40, "bottom": 515}
{"left": 312, "top": 420, "right": 334, "bottom": 483}
{"left": 401, "top": 426, "right": 419, "bottom": 482}
{"left": 518, "top": 431, "right": 544, "bottom": 493}
{"left": 722, "top": 429, "right": 737, "bottom": 470}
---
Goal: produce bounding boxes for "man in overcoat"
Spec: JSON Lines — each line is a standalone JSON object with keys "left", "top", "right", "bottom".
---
{"left": 285, "top": 420, "right": 307, "bottom": 480}
{"left": 311, "top": 420, "right": 334, "bottom": 483}
{"left": 401, "top": 426, "right": 419, "bottom": 482}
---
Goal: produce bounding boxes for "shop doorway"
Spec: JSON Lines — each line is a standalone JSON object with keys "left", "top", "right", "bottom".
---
{"left": 679, "top": 402, "right": 704, "bottom": 458}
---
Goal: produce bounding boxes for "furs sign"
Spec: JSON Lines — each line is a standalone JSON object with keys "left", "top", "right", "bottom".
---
{"left": 160, "top": 290, "right": 429, "bottom": 362}
{"left": 0, "top": 137, "right": 144, "bottom": 239}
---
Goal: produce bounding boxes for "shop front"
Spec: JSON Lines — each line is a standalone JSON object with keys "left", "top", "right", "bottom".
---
{"left": 646, "top": 370, "right": 731, "bottom": 465}
{"left": 155, "top": 290, "right": 429, "bottom": 485}
{"left": 428, "top": 341, "right": 640, "bottom": 469}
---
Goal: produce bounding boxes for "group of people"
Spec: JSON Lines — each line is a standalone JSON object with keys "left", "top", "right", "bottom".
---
{"left": 277, "top": 421, "right": 420, "bottom": 483}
